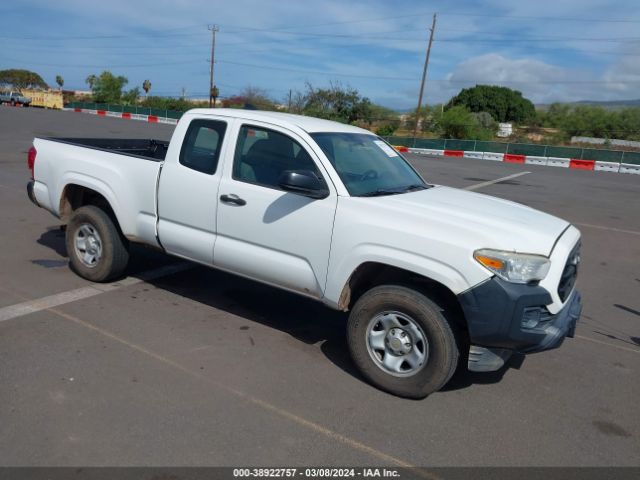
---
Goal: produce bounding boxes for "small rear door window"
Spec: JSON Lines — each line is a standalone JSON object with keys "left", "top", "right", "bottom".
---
{"left": 179, "top": 119, "right": 227, "bottom": 174}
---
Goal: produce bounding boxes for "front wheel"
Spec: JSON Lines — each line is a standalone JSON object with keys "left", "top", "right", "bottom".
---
{"left": 65, "top": 205, "right": 129, "bottom": 282}
{"left": 347, "top": 285, "right": 459, "bottom": 399}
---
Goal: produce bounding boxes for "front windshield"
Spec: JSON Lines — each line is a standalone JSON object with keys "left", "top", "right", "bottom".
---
{"left": 310, "top": 132, "right": 428, "bottom": 196}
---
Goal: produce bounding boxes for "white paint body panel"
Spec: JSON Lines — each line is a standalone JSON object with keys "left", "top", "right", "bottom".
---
{"left": 156, "top": 114, "right": 232, "bottom": 264}
{"left": 323, "top": 186, "right": 570, "bottom": 307}
{"left": 32, "top": 137, "right": 161, "bottom": 246}
{"left": 213, "top": 119, "right": 337, "bottom": 297}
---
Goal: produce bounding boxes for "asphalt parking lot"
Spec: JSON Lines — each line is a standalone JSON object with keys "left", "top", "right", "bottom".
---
{"left": 0, "top": 107, "right": 638, "bottom": 467}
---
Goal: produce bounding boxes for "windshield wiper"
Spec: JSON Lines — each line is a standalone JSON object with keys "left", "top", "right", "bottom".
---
{"left": 359, "top": 189, "right": 402, "bottom": 197}
{"left": 400, "top": 184, "right": 428, "bottom": 192}
{"left": 358, "top": 184, "right": 427, "bottom": 197}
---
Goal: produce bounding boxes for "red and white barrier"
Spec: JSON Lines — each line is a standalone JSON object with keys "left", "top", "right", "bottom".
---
{"left": 64, "top": 107, "right": 179, "bottom": 125}
{"left": 620, "top": 163, "right": 640, "bottom": 175}
{"left": 407, "top": 148, "right": 637, "bottom": 175}
{"left": 463, "top": 151, "right": 484, "bottom": 160}
{"left": 525, "top": 155, "right": 547, "bottom": 166}
{"left": 546, "top": 157, "right": 570, "bottom": 168}
{"left": 410, "top": 148, "right": 444, "bottom": 156}
{"left": 482, "top": 152, "right": 504, "bottom": 161}
{"left": 594, "top": 161, "right": 620, "bottom": 173}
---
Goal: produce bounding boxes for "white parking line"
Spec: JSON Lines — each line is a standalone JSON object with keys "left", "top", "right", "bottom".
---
{"left": 574, "top": 223, "right": 640, "bottom": 237}
{"left": 464, "top": 171, "right": 531, "bottom": 191}
{"left": 576, "top": 335, "right": 640, "bottom": 354}
{"left": 0, "top": 262, "right": 193, "bottom": 323}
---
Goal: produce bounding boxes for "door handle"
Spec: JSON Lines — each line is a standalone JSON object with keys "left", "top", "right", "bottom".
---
{"left": 220, "top": 194, "right": 247, "bottom": 206}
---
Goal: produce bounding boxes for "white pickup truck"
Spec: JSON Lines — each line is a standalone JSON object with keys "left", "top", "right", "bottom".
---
{"left": 27, "top": 108, "right": 582, "bottom": 398}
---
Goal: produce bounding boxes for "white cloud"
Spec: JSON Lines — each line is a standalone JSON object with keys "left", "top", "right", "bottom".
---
{"left": 427, "top": 52, "right": 640, "bottom": 104}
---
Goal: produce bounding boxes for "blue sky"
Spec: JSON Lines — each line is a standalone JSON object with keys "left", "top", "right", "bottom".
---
{"left": 2, "top": 0, "right": 640, "bottom": 109}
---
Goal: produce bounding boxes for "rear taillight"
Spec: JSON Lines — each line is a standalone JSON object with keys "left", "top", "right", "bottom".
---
{"left": 28, "top": 146, "right": 36, "bottom": 179}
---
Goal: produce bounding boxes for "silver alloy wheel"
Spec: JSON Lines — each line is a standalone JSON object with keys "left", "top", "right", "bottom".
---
{"left": 366, "top": 311, "right": 429, "bottom": 377}
{"left": 74, "top": 223, "right": 103, "bottom": 268}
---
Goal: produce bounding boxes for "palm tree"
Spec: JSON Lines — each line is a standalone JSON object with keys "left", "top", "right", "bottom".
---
{"left": 142, "top": 79, "right": 151, "bottom": 98}
{"left": 55, "top": 75, "right": 64, "bottom": 90}
{"left": 85, "top": 74, "right": 97, "bottom": 90}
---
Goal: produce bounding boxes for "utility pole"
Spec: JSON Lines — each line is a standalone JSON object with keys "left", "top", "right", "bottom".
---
{"left": 208, "top": 24, "right": 219, "bottom": 108}
{"left": 288, "top": 89, "right": 292, "bottom": 112}
{"left": 413, "top": 13, "right": 437, "bottom": 138}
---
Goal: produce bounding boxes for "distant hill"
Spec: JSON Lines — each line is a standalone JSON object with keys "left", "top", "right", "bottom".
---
{"left": 536, "top": 99, "right": 640, "bottom": 111}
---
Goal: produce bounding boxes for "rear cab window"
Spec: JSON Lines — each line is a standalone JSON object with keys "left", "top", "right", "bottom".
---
{"left": 179, "top": 119, "right": 227, "bottom": 174}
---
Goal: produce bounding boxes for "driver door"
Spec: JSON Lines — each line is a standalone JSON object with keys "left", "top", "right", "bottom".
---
{"left": 214, "top": 122, "right": 337, "bottom": 297}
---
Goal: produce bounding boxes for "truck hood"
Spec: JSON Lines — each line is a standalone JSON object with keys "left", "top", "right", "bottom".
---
{"left": 359, "top": 185, "right": 569, "bottom": 256}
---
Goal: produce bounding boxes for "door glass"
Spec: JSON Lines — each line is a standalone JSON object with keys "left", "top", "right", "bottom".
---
{"left": 233, "top": 125, "right": 321, "bottom": 189}
{"left": 180, "top": 119, "right": 227, "bottom": 174}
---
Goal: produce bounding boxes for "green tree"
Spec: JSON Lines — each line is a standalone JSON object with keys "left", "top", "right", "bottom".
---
{"left": 302, "top": 82, "right": 372, "bottom": 124}
{"left": 140, "top": 96, "right": 206, "bottom": 111}
{"left": 88, "top": 71, "right": 128, "bottom": 103}
{"left": 369, "top": 103, "right": 400, "bottom": 136}
{"left": 0, "top": 69, "right": 48, "bottom": 90}
{"left": 55, "top": 75, "right": 64, "bottom": 90}
{"left": 239, "top": 86, "right": 276, "bottom": 110}
{"left": 446, "top": 85, "right": 535, "bottom": 123}
{"left": 121, "top": 87, "right": 140, "bottom": 105}
{"left": 405, "top": 104, "right": 443, "bottom": 134}
{"left": 439, "top": 105, "right": 493, "bottom": 139}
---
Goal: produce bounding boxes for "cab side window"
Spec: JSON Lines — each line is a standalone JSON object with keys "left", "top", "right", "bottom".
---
{"left": 179, "top": 119, "right": 227, "bottom": 174}
{"left": 232, "top": 125, "right": 321, "bottom": 189}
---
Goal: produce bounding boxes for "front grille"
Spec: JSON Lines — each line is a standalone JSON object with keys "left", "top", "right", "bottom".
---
{"left": 558, "top": 242, "right": 581, "bottom": 302}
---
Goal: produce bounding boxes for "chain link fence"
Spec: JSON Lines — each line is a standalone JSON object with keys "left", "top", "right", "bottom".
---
{"left": 384, "top": 136, "right": 640, "bottom": 165}
{"left": 67, "top": 102, "right": 184, "bottom": 120}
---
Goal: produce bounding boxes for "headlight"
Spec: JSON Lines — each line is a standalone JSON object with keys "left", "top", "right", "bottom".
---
{"left": 473, "top": 249, "right": 551, "bottom": 284}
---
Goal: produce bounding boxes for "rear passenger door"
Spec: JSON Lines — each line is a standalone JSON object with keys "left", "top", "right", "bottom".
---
{"left": 157, "top": 118, "right": 229, "bottom": 265}
{"left": 214, "top": 122, "right": 337, "bottom": 298}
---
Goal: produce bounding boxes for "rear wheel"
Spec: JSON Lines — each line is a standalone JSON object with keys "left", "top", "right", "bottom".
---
{"left": 65, "top": 205, "right": 129, "bottom": 282}
{"left": 347, "top": 285, "right": 459, "bottom": 399}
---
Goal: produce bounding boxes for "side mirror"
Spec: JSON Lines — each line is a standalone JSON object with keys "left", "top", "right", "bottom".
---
{"left": 279, "top": 170, "right": 329, "bottom": 199}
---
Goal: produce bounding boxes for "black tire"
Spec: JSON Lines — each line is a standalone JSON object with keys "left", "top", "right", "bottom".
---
{"left": 347, "top": 285, "right": 459, "bottom": 399}
{"left": 65, "top": 205, "right": 129, "bottom": 282}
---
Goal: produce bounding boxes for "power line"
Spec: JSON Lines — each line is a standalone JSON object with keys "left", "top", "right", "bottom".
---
{"left": 0, "top": 58, "right": 201, "bottom": 68}
{"left": 216, "top": 60, "right": 415, "bottom": 80}
{"left": 437, "top": 12, "right": 640, "bottom": 23}
{"left": 218, "top": 60, "right": 640, "bottom": 84}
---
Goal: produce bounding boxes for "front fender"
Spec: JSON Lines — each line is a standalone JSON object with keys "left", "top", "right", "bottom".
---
{"left": 323, "top": 243, "right": 490, "bottom": 309}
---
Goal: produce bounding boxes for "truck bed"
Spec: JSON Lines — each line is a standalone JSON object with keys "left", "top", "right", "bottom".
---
{"left": 46, "top": 138, "right": 169, "bottom": 161}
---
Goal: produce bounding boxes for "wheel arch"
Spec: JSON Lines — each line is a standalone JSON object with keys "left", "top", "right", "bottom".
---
{"left": 337, "top": 261, "right": 469, "bottom": 333}
{"left": 59, "top": 183, "right": 122, "bottom": 232}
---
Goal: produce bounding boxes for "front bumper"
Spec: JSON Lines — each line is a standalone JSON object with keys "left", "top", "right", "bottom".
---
{"left": 458, "top": 276, "right": 582, "bottom": 372}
